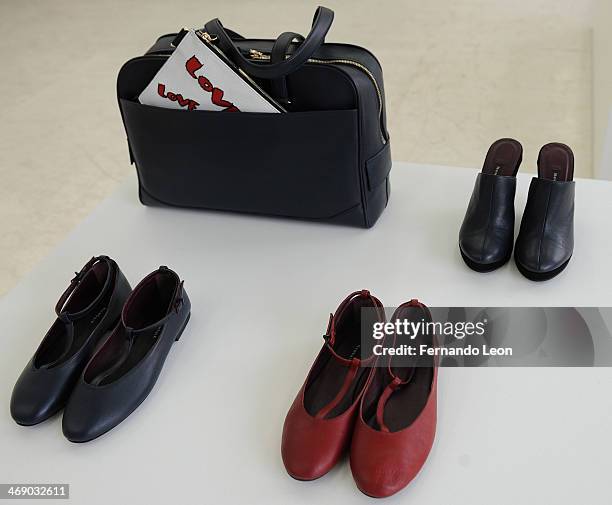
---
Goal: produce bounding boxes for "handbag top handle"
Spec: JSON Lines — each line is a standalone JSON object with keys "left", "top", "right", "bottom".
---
{"left": 204, "top": 6, "right": 334, "bottom": 79}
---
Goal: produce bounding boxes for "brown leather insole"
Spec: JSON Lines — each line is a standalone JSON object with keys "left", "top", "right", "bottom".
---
{"left": 85, "top": 273, "right": 178, "bottom": 385}
{"left": 94, "top": 326, "right": 162, "bottom": 386}
{"left": 538, "top": 142, "right": 574, "bottom": 182}
{"left": 304, "top": 298, "right": 378, "bottom": 418}
{"left": 34, "top": 264, "right": 111, "bottom": 368}
{"left": 482, "top": 138, "right": 522, "bottom": 176}
{"left": 362, "top": 364, "right": 433, "bottom": 432}
{"left": 305, "top": 354, "right": 369, "bottom": 418}
{"left": 383, "top": 366, "right": 432, "bottom": 431}
{"left": 362, "top": 304, "right": 435, "bottom": 432}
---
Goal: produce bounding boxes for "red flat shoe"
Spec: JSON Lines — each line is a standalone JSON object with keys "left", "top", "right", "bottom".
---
{"left": 281, "top": 290, "right": 385, "bottom": 481}
{"left": 350, "top": 299, "right": 438, "bottom": 498}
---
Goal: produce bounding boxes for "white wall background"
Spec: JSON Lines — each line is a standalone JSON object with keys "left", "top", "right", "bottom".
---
{"left": 593, "top": 0, "right": 612, "bottom": 179}
{"left": 0, "top": 0, "right": 599, "bottom": 296}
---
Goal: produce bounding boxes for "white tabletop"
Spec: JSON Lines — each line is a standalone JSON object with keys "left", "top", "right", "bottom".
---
{"left": 1, "top": 163, "right": 611, "bottom": 504}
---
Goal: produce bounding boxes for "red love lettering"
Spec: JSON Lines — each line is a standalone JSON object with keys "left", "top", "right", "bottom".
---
{"left": 176, "top": 95, "right": 191, "bottom": 107}
{"left": 184, "top": 54, "right": 240, "bottom": 112}
{"left": 185, "top": 55, "right": 203, "bottom": 78}
{"left": 157, "top": 83, "right": 200, "bottom": 111}
{"left": 198, "top": 76, "right": 213, "bottom": 92}
{"left": 211, "top": 88, "right": 234, "bottom": 108}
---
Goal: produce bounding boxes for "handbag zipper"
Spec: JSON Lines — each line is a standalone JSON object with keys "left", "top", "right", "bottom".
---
{"left": 194, "top": 31, "right": 287, "bottom": 112}
{"left": 250, "top": 49, "right": 387, "bottom": 144}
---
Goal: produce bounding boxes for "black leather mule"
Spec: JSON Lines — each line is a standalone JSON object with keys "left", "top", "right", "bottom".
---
{"left": 514, "top": 143, "right": 575, "bottom": 281}
{"left": 459, "top": 138, "right": 523, "bottom": 272}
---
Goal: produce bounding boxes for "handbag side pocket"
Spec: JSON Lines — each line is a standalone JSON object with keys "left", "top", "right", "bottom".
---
{"left": 120, "top": 100, "right": 364, "bottom": 221}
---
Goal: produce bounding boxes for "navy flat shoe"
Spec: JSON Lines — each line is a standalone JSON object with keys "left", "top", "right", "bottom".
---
{"left": 62, "top": 266, "right": 190, "bottom": 442}
{"left": 10, "top": 256, "right": 131, "bottom": 426}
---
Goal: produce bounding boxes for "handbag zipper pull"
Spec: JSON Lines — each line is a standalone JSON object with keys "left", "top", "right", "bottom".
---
{"left": 196, "top": 30, "right": 218, "bottom": 45}
{"left": 249, "top": 49, "right": 270, "bottom": 61}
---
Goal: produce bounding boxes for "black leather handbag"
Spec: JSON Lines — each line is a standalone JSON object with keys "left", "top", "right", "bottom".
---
{"left": 117, "top": 6, "right": 391, "bottom": 228}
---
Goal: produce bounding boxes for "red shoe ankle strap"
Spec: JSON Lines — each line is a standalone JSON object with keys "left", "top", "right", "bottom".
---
{"left": 312, "top": 290, "right": 384, "bottom": 419}
{"left": 325, "top": 289, "right": 384, "bottom": 346}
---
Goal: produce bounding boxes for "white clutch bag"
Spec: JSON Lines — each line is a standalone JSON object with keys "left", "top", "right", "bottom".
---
{"left": 138, "top": 29, "right": 282, "bottom": 113}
